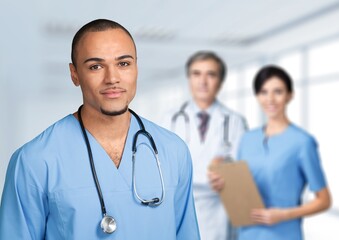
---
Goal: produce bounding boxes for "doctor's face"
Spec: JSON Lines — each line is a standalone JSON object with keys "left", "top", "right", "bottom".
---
{"left": 256, "top": 76, "right": 292, "bottom": 120}
{"left": 69, "top": 29, "right": 137, "bottom": 116}
{"left": 188, "top": 59, "right": 222, "bottom": 107}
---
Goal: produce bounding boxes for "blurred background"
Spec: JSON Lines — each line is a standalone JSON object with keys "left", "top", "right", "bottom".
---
{"left": 1, "top": 0, "right": 338, "bottom": 238}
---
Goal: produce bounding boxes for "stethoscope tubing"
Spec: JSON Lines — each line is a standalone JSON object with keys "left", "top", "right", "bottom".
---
{"left": 78, "top": 105, "right": 108, "bottom": 216}
{"left": 77, "top": 105, "right": 165, "bottom": 234}
{"left": 171, "top": 102, "right": 231, "bottom": 146}
{"left": 132, "top": 152, "right": 165, "bottom": 206}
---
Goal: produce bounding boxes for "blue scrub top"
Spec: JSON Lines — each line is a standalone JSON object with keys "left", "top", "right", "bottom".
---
{"left": 0, "top": 114, "right": 200, "bottom": 240}
{"left": 237, "top": 123, "right": 327, "bottom": 240}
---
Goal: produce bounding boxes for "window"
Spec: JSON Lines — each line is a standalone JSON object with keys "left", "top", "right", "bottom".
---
{"left": 309, "top": 39, "right": 339, "bottom": 78}
{"left": 308, "top": 80, "right": 339, "bottom": 209}
{"left": 275, "top": 51, "right": 303, "bottom": 81}
{"left": 243, "top": 63, "right": 261, "bottom": 90}
{"left": 223, "top": 70, "right": 239, "bottom": 92}
{"left": 287, "top": 86, "right": 302, "bottom": 126}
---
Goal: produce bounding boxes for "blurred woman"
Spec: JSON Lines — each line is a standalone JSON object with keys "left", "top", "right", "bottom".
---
{"left": 237, "top": 65, "right": 331, "bottom": 240}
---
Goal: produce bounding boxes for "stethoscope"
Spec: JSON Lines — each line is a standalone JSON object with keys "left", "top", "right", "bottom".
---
{"left": 171, "top": 102, "right": 231, "bottom": 148}
{"left": 77, "top": 105, "right": 165, "bottom": 234}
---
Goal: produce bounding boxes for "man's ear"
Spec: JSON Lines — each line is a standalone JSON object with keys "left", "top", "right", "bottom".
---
{"left": 69, "top": 63, "right": 80, "bottom": 86}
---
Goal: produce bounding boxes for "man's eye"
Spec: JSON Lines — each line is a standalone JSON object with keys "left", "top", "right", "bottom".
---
{"left": 207, "top": 72, "right": 218, "bottom": 78}
{"left": 119, "top": 62, "right": 130, "bottom": 67}
{"left": 190, "top": 71, "right": 201, "bottom": 77}
{"left": 89, "top": 65, "right": 102, "bottom": 70}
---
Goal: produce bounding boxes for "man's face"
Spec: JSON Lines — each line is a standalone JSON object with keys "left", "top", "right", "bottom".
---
{"left": 69, "top": 29, "right": 137, "bottom": 116}
{"left": 188, "top": 59, "right": 222, "bottom": 106}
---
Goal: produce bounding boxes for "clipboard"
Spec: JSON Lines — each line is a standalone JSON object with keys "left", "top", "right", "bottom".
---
{"left": 210, "top": 160, "right": 265, "bottom": 226}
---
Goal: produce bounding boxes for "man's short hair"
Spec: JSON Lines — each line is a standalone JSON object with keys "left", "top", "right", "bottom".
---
{"left": 186, "top": 51, "right": 227, "bottom": 83}
{"left": 71, "top": 19, "right": 136, "bottom": 67}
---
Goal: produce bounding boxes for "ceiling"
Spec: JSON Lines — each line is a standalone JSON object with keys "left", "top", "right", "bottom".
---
{"left": 1, "top": 0, "right": 339, "bottom": 89}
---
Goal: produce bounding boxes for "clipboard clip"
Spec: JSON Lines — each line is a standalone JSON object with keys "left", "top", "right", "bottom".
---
{"left": 224, "top": 155, "right": 234, "bottom": 163}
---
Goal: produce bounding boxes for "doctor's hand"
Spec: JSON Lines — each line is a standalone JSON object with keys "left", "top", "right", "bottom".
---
{"left": 208, "top": 157, "right": 225, "bottom": 192}
{"left": 251, "top": 208, "right": 288, "bottom": 225}
{"left": 207, "top": 171, "right": 225, "bottom": 192}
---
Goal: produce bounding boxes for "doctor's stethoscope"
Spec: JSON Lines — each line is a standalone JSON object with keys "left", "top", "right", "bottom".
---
{"left": 171, "top": 102, "right": 232, "bottom": 148}
{"left": 77, "top": 105, "right": 165, "bottom": 234}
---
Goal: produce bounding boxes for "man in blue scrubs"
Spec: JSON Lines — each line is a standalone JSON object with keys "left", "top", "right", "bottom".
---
{"left": 0, "top": 19, "right": 200, "bottom": 240}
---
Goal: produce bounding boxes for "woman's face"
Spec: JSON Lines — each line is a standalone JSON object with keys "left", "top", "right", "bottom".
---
{"left": 256, "top": 76, "right": 292, "bottom": 120}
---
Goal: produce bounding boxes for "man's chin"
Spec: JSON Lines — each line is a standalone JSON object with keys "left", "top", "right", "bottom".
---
{"left": 100, "top": 106, "right": 128, "bottom": 116}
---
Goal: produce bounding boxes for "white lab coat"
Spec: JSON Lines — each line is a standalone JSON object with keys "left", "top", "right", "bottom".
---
{"left": 162, "top": 100, "right": 247, "bottom": 240}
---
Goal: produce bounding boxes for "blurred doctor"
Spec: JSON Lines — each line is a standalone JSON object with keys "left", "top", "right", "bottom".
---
{"left": 162, "top": 51, "right": 247, "bottom": 240}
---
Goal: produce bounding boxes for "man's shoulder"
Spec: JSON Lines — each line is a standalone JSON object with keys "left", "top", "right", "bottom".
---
{"left": 9, "top": 114, "right": 77, "bottom": 171}
{"left": 217, "top": 102, "right": 247, "bottom": 122}
{"left": 19, "top": 114, "right": 77, "bottom": 153}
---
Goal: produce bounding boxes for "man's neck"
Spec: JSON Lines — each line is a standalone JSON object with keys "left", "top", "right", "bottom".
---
{"left": 75, "top": 106, "right": 131, "bottom": 139}
{"left": 74, "top": 106, "right": 131, "bottom": 168}
{"left": 195, "top": 99, "right": 215, "bottom": 111}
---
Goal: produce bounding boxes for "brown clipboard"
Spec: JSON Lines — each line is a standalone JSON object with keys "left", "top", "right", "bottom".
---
{"left": 210, "top": 160, "right": 265, "bottom": 226}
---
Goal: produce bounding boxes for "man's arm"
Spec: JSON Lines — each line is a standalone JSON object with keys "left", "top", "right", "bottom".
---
{"left": 0, "top": 149, "right": 48, "bottom": 239}
{"left": 174, "top": 144, "right": 200, "bottom": 240}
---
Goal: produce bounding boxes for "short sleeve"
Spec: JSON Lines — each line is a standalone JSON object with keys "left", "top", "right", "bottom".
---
{"left": 0, "top": 149, "right": 48, "bottom": 240}
{"left": 299, "top": 137, "right": 327, "bottom": 192}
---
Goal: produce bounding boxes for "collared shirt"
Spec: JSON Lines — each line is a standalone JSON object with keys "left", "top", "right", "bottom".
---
{"left": 163, "top": 99, "right": 248, "bottom": 196}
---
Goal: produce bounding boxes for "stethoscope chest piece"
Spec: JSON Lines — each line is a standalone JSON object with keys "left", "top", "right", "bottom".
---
{"left": 100, "top": 215, "right": 117, "bottom": 234}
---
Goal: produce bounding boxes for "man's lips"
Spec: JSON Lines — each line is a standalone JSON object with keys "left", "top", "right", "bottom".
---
{"left": 100, "top": 88, "right": 126, "bottom": 98}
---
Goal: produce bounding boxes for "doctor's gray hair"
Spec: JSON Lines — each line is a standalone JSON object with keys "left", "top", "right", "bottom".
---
{"left": 186, "top": 51, "right": 227, "bottom": 83}
{"left": 71, "top": 19, "right": 136, "bottom": 67}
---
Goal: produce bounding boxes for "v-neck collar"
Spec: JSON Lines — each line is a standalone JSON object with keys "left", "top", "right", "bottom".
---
{"left": 71, "top": 113, "right": 140, "bottom": 190}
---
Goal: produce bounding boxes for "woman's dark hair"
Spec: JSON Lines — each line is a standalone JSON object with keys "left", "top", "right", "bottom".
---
{"left": 253, "top": 65, "right": 293, "bottom": 94}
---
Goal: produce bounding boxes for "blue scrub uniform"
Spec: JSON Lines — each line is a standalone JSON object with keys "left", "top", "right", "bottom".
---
{"left": 0, "top": 114, "right": 200, "bottom": 240}
{"left": 237, "top": 123, "right": 327, "bottom": 240}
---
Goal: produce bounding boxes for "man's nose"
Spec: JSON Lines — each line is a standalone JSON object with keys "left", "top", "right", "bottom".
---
{"left": 104, "top": 66, "right": 120, "bottom": 84}
{"left": 199, "top": 73, "right": 209, "bottom": 84}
